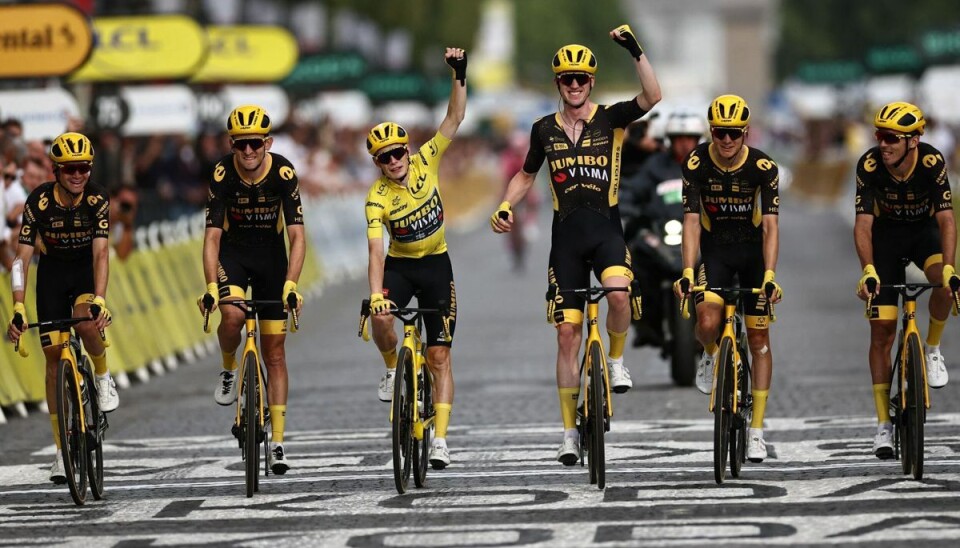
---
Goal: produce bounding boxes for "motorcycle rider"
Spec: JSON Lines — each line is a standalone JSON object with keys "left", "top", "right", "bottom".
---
{"left": 621, "top": 112, "right": 705, "bottom": 351}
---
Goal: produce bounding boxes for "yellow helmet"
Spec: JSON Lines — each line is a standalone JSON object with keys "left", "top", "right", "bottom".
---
{"left": 226, "top": 104, "right": 271, "bottom": 137}
{"left": 366, "top": 122, "right": 409, "bottom": 156}
{"left": 552, "top": 44, "right": 597, "bottom": 75}
{"left": 874, "top": 101, "right": 925, "bottom": 135}
{"left": 707, "top": 94, "right": 750, "bottom": 128}
{"left": 49, "top": 132, "right": 94, "bottom": 164}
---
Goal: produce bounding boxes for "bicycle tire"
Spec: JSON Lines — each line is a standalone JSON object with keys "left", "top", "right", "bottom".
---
{"left": 57, "top": 359, "right": 87, "bottom": 505}
{"left": 730, "top": 350, "right": 749, "bottom": 478}
{"left": 413, "top": 364, "right": 433, "bottom": 488}
{"left": 243, "top": 352, "right": 259, "bottom": 498}
{"left": 392, "top": 347, "right": 414, "bottom": 494}
{"left": 589, "top": 341, "right": 606, "bottom": 489}
{"left": 713, "top": 337, "right": 733, "bottom": 484}
{"left": 907, "top": 333, "right": 925, "bottom": 480}
{"left": 80, "top": 361, "right": 104, "bottom": 500}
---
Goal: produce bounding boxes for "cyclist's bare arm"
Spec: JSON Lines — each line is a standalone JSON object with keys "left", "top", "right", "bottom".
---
{"left": 853, "top": 214, "right": 875, "bottom": 269}
{"left": 493, "top": 170, "right": 537, "bottom": 233}
{"left": 438, "top": 48, "right": 467, "bottom": 141}
{"left": 935, "top": 209, "right": 957, "bottom": 267}
{"left": 92, "top": 237, "right": 109, "bottom": 299}
{"left": 681, "top": 212, "right": 701, "bottom": 272}
{"left": 367, "top": 237, "right": 386, "bottom": 297}
{"left": 201, "top": 227, "right": 223, "bottom": 287}
{"left": 631, "top": 53, "right": 662, "bottom": 113}
{"left": 761, "top": 214, "right": 779, "bottom": 273}
{"left": 285, "top": 224, "right": 306, "bottom": 285}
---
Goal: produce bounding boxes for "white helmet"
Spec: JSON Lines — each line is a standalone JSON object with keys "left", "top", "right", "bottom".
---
{"left": 665, "top": 112, "right": 705, "bottom": 137}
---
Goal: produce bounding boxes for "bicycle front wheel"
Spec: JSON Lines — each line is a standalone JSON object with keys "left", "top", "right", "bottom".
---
{"left": 57, "top": 359, "right": 88, "bottom": 505}
{"left": 589, "top": 341, "right": 606, "bottom": 490}
{"left": 729, "top": 352, "right": 749, "bottom": 478}
{"left": 713, "top": 337, "right": 733, "bottom": 484}
{"left": 392, "top": 347, "right": 414, "bottom": 494}
{"left": 413, "top": 364, "right": 433, "bottom": 488}
{"left": 80, "top": 361, "right": 104, "bottom": 500}
{"left": 907, "top": 333, "right": 925, "bottom": 480}
{"left": 243, "top": 352, "right": 260, "bottom": 498}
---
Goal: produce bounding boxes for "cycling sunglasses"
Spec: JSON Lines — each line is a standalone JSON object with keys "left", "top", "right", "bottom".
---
{"left": 710, "top": 127, "right": 745, "bottom": 141}
{"left": 232, "top": 138, "right": 266, "bottom": 152}
{"left": 875, "top": 130, "right": 910, "bottom": 145}
{"left": 377, "top": 147, "right": 408, "bottom": 164}
{"left": 60, "top": 163, "right": 92, "bottom": 175}
{"left": 557, "top": 73, "right": 591, "bottom": 87}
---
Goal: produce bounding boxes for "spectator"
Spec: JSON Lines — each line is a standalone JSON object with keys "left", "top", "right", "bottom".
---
{"left": 109, "top": 184, "right": 139, "bottom": 260}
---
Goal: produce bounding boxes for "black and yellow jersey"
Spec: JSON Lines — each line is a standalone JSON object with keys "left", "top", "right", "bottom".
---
{"left": 855, "top": 142, "right": 952, "bottom": 224}
{"left": 19, "top": 181, "right": 109, "bottom": 260}
{"left": 522, "top": 100, "right": 647, "bottom": 222}
{"left": 681, "top": 143, "right": 779, "bottom": 245}
{"left": 365, "top": 132, "right": 451, "bottom": 259}
{"left": 205, "top": 152, "right": 304, "bottom": 248}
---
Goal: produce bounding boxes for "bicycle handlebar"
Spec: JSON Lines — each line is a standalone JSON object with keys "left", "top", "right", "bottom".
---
{"left": 358, "top": 299, "right": 452, "bottom": 343}
{"left": 863, "top": 282, "right": 959, "bottom": 318}
{"left": 546, "top": 282, "right": 642, "bottom": 322}
{"left": 679, "top": 286, "right": 772, "bottom": 322}
{"left": 202, "top": 297, "right": 301, "bottom": 334}
{"left": 11, "top": 312, "right": 105, "bottom": 358}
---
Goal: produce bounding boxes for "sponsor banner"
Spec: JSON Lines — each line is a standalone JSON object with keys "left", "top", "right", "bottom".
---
{"left": 120, "top": 85, "right": 198, "bottom": 136}
{"left": 71, "top": 15, "right": 207, "bottom": 82}
{"left": 0, "top": 88, "right": 80, "bottom": 140}
{"left": 0, "top": 4, "right": 93, "bottom": 78}
{"left": 192, "top": 26, "right": 298, "bottom": 83}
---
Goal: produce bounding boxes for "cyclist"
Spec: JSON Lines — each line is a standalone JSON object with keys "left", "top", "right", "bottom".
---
{"left": 6, "top": 132, "right": 118, "bottom": 483}
{"left": 854, "top": 101, "right": 958, "bottom": 459}
{"left": 365, "top": 47, "right": 467, "bottom": 470}
{"left": 622, "top": 111, "right": 705, "bottom": 348}
{"left": 490, "top": 25, "right": 662, "bottom": 465}
{"left": 673, "top": 95, "right": 782, "bottom": 463}
{"left": 198, "top": 105, "right": 305, "bottom": 475}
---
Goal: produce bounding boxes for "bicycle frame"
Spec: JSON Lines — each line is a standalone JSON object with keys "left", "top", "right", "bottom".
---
{"left": 894, "top": 287, "right": 932, "bottom": 411}
{"left": 582, "top": 298, "right": 613, "bottom": 421}
{"left": 396, "top": 317, "right": 434, "bottom": 439}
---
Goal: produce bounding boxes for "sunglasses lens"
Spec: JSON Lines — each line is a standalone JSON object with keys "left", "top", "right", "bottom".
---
{"left": 377, "top": 148, "right": 406, "bottom": 164}
{"left": 62, "top": 164, "right": 91, "bottom": 175}
{"left": 712, "top": 128, "right": 743, "bottom": 140}
{"left": 233, "top": 139, "right": 265, "bottom": 151}
{"left": 875, "top": 131, "right": 904, "bottom": 144}
{"left": 559, "top": 73, "right": 589, "bottom": 86}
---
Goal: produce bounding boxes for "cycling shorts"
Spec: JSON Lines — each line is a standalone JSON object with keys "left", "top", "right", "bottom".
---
{"left": 696, "top": 240, "right": 770, "bottom": 329}
{"left": 870, "top": 220, "right": 943, "bottom": 320}
{"left": 548, "top": 209, "right": 634, "bottom": 325}
{"left": 217, "top": 243, "right": 289, "bottom": 330}
{"left": 35, "top": 255, "right": 95, "bottom": 346}
{"left": 382, "top": 252, "right": 457, "bottom": 347}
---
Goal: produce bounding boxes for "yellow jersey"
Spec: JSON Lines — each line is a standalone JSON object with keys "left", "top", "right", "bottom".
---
{"left": 365, "top": 132, "right": 451, "bottom": 259}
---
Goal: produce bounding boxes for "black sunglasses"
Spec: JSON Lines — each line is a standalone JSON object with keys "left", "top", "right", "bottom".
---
{"left": 377, "top": 147, "right": 408, "bottom": 164}
{"left": 711, "top": 127, "right": 745, "bottom": 141}
{"left": 60, "top": 164, "right": 92, "bottom": 175}
{"left": 557, "top": 73, "right": 591, "bottom": 87}
{"left": 875, "top": 130, "right": 910, "bottom": 145}
{"left": 3, "top": 173, "right": 15, "bottom": 181}
{"left": 232, "top": 138, "right": 266, "bottom": 152}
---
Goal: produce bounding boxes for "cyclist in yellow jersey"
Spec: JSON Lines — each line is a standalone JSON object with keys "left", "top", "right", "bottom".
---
{"left": 7, "top": 133, "right": 118, "bottom": 483}
{"left": 674, "top": 94, "right": 783, "bottom": 463}
{"left": 854, "top": 101, "right": 958, "bottom": 458}
{"left": 365, "top": 47, "right": 467, "bottom": 470}
{"left": 490, "top": 25, "right": 662, "bottom": 465}
{"left": 198, "top": 104, "right": 306, "bottom": 475}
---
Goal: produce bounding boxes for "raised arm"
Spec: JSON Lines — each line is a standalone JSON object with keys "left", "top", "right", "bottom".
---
{"left": 610, "top": 24, "right": 662, "bottom": 113}
{"left": 438, "top": 48, "right": 468, "bottom": 140}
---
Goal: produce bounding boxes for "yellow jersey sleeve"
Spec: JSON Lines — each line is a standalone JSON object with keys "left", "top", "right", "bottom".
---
{"left": 414, "top": 132, "right": 451, "bottom": 179}
{"left": 365, "top": 182, "right": 388, "bottom": 241}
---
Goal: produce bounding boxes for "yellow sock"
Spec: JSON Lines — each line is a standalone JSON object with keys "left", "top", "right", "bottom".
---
{"left": 705, "top": 342, "right": 718, "bottom": 355}
{"left": 434, "top": 403, "right": 452, "bottom": 439}
{"left": 89, "top": 350, "right": 108, "bottom": 376}
{"left": 221, "top": 351, "right": 238, "bottom": 371}
{"left": 380, "top": 348, "right": 397, "bottom": 369}
{"left": 558, "top": 387, "right": 580, "bottom": 430}
{"left": 751, "top": 389, "right": 769, "bottom": 429}
{"left": 927, "top": 317, "right": 947, "bottom": 347}
{"left": 50, "top": 415, "right": 61, "bottom": 449}
{"left": 269, "top": 405, "right": 286, "bottom": 444}
{"left": 607, "top": 329, "right": 627, "bottom": 360}
{"left": 873, "top": 383, "right": 891, "bottom": 424}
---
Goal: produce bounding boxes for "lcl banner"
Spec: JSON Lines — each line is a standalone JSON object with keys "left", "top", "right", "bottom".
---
{"left": 192, "top": 26, "right": 298, "bottom": 83}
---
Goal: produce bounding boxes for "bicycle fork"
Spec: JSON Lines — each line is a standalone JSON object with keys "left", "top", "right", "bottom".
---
{"left": 234, "top": 318, "right": 266, "bottom": 431}
{"left": 583, "top": 302, "right": 613, "bottom": 420}
{"left": 708, "top": 303, "right": 741, "bottom": 415}
{"left": 899, "top": 299, "right": 931, "bottom": 410}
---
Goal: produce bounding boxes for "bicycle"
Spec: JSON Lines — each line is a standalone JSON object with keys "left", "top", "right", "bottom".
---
{"left": 864, "top": 280, "right": 960, "bottom": 480}
{"left": 546, "top": 282, "right": 641, "bottom": 490}
{"left": 358, "top": 299, "right": 450, "bottom": 494}
{"left": 13, "top": 309, "right": 109, "bottom": 505}
{"left": 681, "top": 285, "right": 774, "bottom": 484}
{"left": 202, "top": 295, "right": 299, "bottom": 498}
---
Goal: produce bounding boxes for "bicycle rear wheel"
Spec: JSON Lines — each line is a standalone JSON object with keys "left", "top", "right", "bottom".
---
{"left": 243, "top": 352, "right": 260, "bottom": 498}
{"left": 80, "top": 361, "right": 104, "bottom": 500}
{"left": 392, "top": 347, "right": 414, "bottom": 494}
{"left": 413, "top": 364, "right": 433, "bottom": 488}
{"left": 589, "top": 341, "right": 606, "bottom": 489}
{"left": 906, "top": 333, "right": 925, "bottom": 480}
{"left": 713, "top": 337, "right": 733, "bottom": 484}
{"left": 730, "top": 352, "right": 749, "bottom": 478}
{"left": 57, "top": 359, "right": 87, "bottom": 505}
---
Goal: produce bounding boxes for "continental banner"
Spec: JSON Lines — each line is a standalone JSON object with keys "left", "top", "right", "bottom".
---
{"left": 0, "top": 4, "right": 93, "bottom": 78}
{"left": 70, "top": 15, "right": 207, "bottom": 82}
{"left": 192, "top": 26, "right": 298, "bottom": 83}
